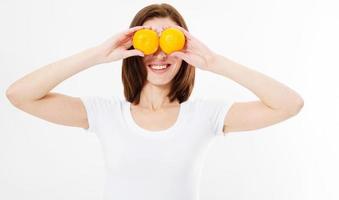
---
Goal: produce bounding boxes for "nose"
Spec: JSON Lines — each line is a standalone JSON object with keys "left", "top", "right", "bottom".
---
{"left": 153, "top": 46, "right": 167, "bottom": 59}
{"left": 148, "top": 26, "right": 167, "bottom": 58}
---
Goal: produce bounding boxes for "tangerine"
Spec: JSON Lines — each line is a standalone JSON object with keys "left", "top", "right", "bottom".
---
{"left": 132, "top": 29, "right": 159, "bottom": 55}
{"left": 159, "top": 28, "right": 186, "bottom": 54}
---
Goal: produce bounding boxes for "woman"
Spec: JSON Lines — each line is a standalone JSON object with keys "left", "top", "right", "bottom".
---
{"left": 6, "top": 3, "right": 304, "bottom": 200}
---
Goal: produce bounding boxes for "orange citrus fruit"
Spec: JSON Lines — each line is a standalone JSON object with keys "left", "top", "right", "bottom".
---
{"left": 132, "top": 29, "right": 159, "bottom": 55}
{"left": 159, "top": 28, "right": 186, "bottom": 54}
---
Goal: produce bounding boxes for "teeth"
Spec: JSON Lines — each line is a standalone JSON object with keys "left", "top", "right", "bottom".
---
{"left": 150, "top": 64, "right": 168, "bottom": 69}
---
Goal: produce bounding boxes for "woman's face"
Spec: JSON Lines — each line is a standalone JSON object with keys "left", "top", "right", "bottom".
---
{"left": 142, "top": 17, "right": 183, "bottom": 87}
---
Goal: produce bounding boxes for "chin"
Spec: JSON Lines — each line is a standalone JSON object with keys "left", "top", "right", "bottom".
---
{"left": 146, "top": 78, "right": 172, "bottom": 87}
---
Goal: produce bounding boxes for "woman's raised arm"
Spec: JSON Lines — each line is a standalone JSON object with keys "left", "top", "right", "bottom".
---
{"left": 5, "top": 26, "right": 145, "bottom": 128}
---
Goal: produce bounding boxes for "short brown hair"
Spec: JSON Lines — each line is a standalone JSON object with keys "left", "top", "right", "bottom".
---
{"left": 122, "top": 3, "right": 195, "bottom": 105}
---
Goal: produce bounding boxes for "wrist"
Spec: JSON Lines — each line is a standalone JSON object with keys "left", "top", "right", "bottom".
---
{"left": 86, "top": 46, "right": 104, "bottom": 66}
{"left": 206, "top": 52, "right": 220, "bottom": 70}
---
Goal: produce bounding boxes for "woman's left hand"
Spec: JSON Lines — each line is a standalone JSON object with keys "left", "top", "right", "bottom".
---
{"left": 166, "top": 25, "right": 217, "bottom": 71}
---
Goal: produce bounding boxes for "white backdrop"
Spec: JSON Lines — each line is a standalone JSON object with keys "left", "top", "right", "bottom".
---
{"left": 1, "top": 0, "right": 338, "bottom": 200}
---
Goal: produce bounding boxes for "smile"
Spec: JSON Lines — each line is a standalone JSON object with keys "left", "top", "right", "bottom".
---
{"left": 147, "top": 63, "right": 172, "bottom": 74}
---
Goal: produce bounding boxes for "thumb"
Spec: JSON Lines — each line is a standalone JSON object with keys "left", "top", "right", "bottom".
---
{"left": 170, "top": 51, "right": 189, "bottom": 61}
{"left": 122, "top": 49, "right": 144, "bottom": 59}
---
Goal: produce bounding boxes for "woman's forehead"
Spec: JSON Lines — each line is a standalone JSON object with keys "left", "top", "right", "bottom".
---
{"left": 143, "top": 17, "right": 178, "bottom": 30}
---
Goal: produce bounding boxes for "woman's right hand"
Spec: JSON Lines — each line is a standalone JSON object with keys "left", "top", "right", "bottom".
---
{"left": 93, "top": 26, "right": 147, "bottom": 64}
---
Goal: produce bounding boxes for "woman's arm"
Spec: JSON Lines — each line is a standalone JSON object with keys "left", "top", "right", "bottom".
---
{"left": 168, "top": 25, "right": 304, "bottom": 133}
{"left": 208, "top": 54, "right": 304, "bottom": 133}
{"left": 208, "top": 54, "right": 304, "bottom": 113}
{"left": 6, "top": 26, "right": 145, "bottom": 128}
{"left": 6, "top": 47, "right": 100, "bottom": 104}
{"left": 5, "top": 47, "right": 102, "bottom": 128}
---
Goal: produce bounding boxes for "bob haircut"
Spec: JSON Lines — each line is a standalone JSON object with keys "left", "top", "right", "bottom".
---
{"left": 122, "top": 3, "right": 195, "bottom": 105}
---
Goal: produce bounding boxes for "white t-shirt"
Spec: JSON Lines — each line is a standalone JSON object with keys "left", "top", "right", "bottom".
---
{"left": 80, "top": 96, "right": 232, "bottom": 200}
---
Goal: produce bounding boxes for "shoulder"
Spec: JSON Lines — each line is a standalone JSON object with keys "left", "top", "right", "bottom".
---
{"left": 187, "top": 97, "right": 232, "bottom": 123}
{"left": 187, "top": 97, "right": 229, "bottom": 109}
{"left": 183, "top": 97, "right": 232, "bottom": 135}
{"left": 79, "top": 95, "right": 124, "bottom": 114}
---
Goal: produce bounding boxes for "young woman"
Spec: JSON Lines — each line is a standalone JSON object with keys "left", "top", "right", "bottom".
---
{"left": 6, "top": 3, "right": 304, "bottom": 200}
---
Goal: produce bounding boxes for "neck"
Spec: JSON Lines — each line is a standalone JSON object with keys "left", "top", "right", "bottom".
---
{"left": 138, "top": 82, "right": 179, "bottom": 111}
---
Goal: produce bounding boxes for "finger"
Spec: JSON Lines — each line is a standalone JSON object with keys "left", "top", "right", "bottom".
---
{"left": 107, "top": 26, "right": 145, "bottom": 43}
{"left": 161, "top": 25, "right": 169, "bottom": 32}
{"left": 116, "top": 26, "right": 145, "bottom": 45}
{"left": 124, "top": 39, "right": 133, "bottom": 48}
{"left": 167, "top": 25, "right": 193, "bottom": 41}
{"left": 169, "top": 51, "right": 190, "bottom": 61}
{"left": 115, "top": 35, "right": 132, "bottom": 47}
{"left": 143, "top": 25, "right": 152, "bottom": 29}
{"left": 123, "top": 26, "right": 146, "bottom": 36}
{"left": 123, "top": 49, "right": 144, "bottom": 59}
{"left": 144, "top": 26, "right": 159, "bottom": 34}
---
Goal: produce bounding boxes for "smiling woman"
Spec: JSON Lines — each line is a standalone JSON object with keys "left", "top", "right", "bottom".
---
{"left": 5, "top": 2, "right": 303, "bottom": 200}
{"left": 122, "top": 6, "right": 195, "bottom": 105}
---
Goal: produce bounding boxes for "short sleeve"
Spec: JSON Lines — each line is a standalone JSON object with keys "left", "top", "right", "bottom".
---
{"left": 199, "top": 98, "right": 233, "bottom": 136}
{"left": 79, "top": 96, "right": 120, "bottom": 134}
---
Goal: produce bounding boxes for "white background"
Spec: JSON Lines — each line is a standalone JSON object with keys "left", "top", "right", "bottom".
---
{"left": 1, "top": 0, "right": 338, "bottom": 200}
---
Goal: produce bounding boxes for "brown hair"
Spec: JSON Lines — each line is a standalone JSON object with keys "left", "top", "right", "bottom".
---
{"left": 122, "top": 3, "right": 195, "bottom": 105}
